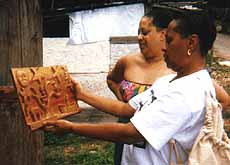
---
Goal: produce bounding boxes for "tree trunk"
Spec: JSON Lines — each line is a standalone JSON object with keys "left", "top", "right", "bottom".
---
{"left": 0, "top": 0, "right": 43, "bottom": 164}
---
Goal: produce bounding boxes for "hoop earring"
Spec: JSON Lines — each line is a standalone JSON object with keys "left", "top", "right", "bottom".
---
{"left": 187, "top": 49, "right": 191, "bottom": 56}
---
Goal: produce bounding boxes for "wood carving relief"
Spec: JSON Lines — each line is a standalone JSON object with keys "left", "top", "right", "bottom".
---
{"left": 11, "top": 65, "right": 80, "bottom": 130}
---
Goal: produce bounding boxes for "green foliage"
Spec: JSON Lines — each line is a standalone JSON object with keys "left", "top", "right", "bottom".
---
{"left": 44, "top": 133, "right": 114, "bottom": 165}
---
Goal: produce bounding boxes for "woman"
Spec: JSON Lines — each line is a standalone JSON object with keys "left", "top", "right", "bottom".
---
{"left": 44, "top": 7, "right": 226, "bottom": 164}
{"left": 107, "top": 11, "right": 173, "bottom": 103}
{"left": 108, "top": 6, "right": 229, "bottom": 165}
{"left": 107, "top": 9, "right": 173, "bottom": 165}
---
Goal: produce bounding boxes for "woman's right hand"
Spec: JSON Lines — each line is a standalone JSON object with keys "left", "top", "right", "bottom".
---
{"left": 71, "top": 78, "right": 83, "bottom": 100}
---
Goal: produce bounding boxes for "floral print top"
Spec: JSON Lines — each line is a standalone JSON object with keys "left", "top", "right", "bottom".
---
{"left": 119, "top": 80, "right": 151, "bottom": 102}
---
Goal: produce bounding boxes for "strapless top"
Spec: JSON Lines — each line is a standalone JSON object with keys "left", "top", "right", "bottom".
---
{"left": 119, "top": 79, "right": 151, "bottom": 102}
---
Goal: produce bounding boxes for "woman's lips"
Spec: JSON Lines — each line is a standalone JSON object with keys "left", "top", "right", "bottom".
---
{"left": 139, "top": 44, "right": 145, "bottom": 49}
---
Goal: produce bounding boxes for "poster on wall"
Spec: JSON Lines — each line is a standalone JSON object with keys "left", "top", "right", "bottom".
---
{"left": 11, "top": 65, "right": 80, "bottom": 130}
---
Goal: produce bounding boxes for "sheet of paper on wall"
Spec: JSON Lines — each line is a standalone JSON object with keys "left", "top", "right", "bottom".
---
{"left": 11, "top": 65, "right": 80, "bottom": 131}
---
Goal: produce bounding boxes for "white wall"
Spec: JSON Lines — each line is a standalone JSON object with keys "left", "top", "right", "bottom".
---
{"left": 43, "top": 38, "right": 110, "bottom": 73}
{"left": 43, "top": 38, "right": 139, "bottom": 122}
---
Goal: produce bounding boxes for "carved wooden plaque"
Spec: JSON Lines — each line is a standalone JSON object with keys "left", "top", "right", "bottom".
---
{"left": 11, "top": 65, "right": 80, "bottom": 130}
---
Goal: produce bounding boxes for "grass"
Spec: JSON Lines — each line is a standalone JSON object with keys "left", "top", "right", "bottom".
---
{"left": 44, "top": 132, "right": 114, "bottom": 165}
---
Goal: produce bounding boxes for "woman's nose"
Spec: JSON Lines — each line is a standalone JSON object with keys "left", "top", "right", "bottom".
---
{"left": 138, "top": 34, "right": 143, "bottom": 41}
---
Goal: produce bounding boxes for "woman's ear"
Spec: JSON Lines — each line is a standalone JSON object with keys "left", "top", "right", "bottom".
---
{"left": 159, "top": 29, "right": 167, "bottom": 41}
{"left": 187, "top": 34, "right": 199, "bottom": 51}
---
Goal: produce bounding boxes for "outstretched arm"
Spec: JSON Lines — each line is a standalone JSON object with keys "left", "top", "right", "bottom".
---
{"left": 73, "top": 79, "right": 135, "bottom": 118}
{"left": 44, "top": 120, "right": 144, "bottom": 144}
{"left": 213, "top": 80, "right": 230, "bottom": 110}
{"left": 107, "top": 57, "right": 126, "bottom": 101}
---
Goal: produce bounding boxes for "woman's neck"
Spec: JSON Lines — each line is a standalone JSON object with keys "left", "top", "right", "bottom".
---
{"left": 176, "top": 66, "right": 205, "bottom": 79}
{"left": 176, "top": 58, "right": 206, "bottom": 79}
{"left": 142, "top": 53, "right": 164, "bottom": 64}
{"left": 172, "top": 51, "right": 205, "bottom": 78}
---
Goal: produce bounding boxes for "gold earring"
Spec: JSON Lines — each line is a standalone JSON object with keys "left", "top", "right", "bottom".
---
{"left": 187, "top": 49, "right": 191, "bottom": 56}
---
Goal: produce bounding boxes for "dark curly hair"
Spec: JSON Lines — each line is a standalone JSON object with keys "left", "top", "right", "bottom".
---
{"left": 144, "top": 5, "right": 174, "bottom": 31}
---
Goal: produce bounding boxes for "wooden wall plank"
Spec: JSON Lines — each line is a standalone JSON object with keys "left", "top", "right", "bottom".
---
{"left": 0, "top": 99, "right": 44, "bottom": 165}
{"left": 19, "top": 0, "right": 42, "bottom": 67}
{"left": 0, "top": 0, "right": 43, "bottom": 85}
{"left": 0, "top": 0, "right": 22, "bottom": 85}
{"left": 0, "top": 0, "right": 43, "bottom": 164}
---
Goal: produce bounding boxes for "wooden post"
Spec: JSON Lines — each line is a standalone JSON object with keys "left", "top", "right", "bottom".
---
{"left": 0, "top": 0, "right": 43, "bottom": 164}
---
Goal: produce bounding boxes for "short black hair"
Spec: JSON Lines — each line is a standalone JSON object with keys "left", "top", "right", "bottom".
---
{"left": 144, "top": 5, "right": 174, "bottom": 30}
{"left": 172, "top": 9, "right": 217, "bottom": 56}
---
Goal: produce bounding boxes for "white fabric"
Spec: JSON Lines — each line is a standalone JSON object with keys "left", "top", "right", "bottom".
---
{"left": 68, "top": 3, "right": 144, "bottom": 44}
{"left": 121, "top": 70, "right": 216, "bottom": 165}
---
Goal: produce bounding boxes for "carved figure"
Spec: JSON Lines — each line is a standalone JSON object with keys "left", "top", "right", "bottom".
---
{"left": 11, "top": 65, "right": 80, "bottom": 130}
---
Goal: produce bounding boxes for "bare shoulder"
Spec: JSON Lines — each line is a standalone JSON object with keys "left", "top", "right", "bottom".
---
{"left": 121, "top": 52, "right": 141, "bottom": 64}
{"left": 111, "top": 52, "right": 138, "bottom": 71}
